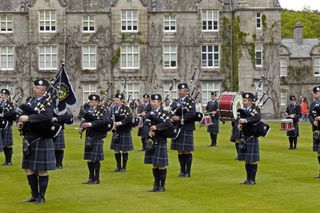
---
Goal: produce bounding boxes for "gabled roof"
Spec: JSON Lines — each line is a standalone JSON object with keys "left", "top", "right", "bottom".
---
{"left": 64, "top": 0, "right": 112, "bottom": 12}
{"left": 0, "top": 0, "right": 22, "bottom": 12}
{"left": 281, "top": 38, "right": 320, "bottom": 58}
{"left": 145, "top": 0, "right": 200, "bottom": 12}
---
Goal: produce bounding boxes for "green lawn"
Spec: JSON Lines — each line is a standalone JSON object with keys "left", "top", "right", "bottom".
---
{"left": 0, "top": 121, "right": 319, "bottom": 213}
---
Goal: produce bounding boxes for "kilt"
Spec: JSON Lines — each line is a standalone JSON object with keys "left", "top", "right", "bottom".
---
{"left": 207, "top": 117, "right": 219, "bottom": 134}
{"left": 313, "top": 137, "right": 320, "bottom": 153}
{"left": 171, "top": 128, "right": 194, "bottom": 151}
{"left": 287, "top": 123, "right": 299, "bottom": 137}
{"left": 84, "top": 137, "right": 104, "bottom": 161}
{"left": 110, "top": 132, "right": 134, "bottom": 152}
{"left": 22, "top": 137, "right": 56, "bottom": 171}
{"left": 1, "top": 126, "right": 13, "bottom": 146}
{"left": 238, "top": 136, "right": 260, "bottom": 162}
{"left": 144, "top": 138, "right": 168, "bottom": 167}
{"left": 0, "top": 135, "right": 3, "bottom": 152}
{"left": 53, "top": 130, "right": 65, "bottom": 150}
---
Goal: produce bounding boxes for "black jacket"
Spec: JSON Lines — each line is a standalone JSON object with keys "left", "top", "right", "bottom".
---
{"left": 113, "top": 104, "right": 133, "bottom": 133}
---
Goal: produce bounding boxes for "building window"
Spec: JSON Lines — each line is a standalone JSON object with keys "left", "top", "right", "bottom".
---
{"left": 202, "top": 10, "right": 219, "bottom": 32}
{"left": 39, "top": 45, "right": 58, "bottom": 70}
{"left": 280, "top": 91, "right": 287, "bottom": 106}
{"left": 82, "top": 15, "right": 95, "bottom": 32}
{"left": 39, "top": 10, "right": 56, "bottom": 32}
{"left": 163, "top": 82, "right": 178, "bottom": 100}
{"left": 164, "top": 15, "right": 176, "bottom": 32}
{"left": 82, "top": 45, "right": 96, "bottom": 70}
{"left": 120, "top": 45, "right": 139, "bottom": 69}
{"left": 126, "top": 83, "right": 140, "bottom": 100}
{"left": 82, "top": 83, "right": 97, "bottom": 104}
{"left": 280, "top": 58, "right": 288, "bottom": 77}
{"left": 201, "top": 81, "right": 220, "bottom": 105}
{"left": 121, "top": 10, "right": 138, "bottom": 32}
{"left": 256, "top": 12, "right": 262, "bottom": 30}
{"left": 255, "top": 43, "right": 263, "bottom": 67}
{"left": 314, "top": 58, "right": 320, "bottom": 76}
{"left": 0, "top": 46, "right": 14, "bottom": 71}
{"left": 0, "top": 15, "right": 13, "bottom": 33}
{"left": 201, "top": 45, "right": 220, "bottom": 68}
{"left": 163, "top": 45, "right": 177, "bottom": 69}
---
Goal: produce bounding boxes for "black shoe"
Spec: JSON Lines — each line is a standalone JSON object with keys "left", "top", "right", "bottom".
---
{"left": 184, "top": 173, "right": 191, "bottom": 178}
{"left": 208, "top": 145, "right": 214, "bottom": 147}
{"left": 246, "top": 180, "right": 256, "bottom": 185}
{"left": 92, "top": 179, "right": 100, "bottom": 184}
{"left": 156, "top": 186, "right": 165, "bottom": 192}
{"left": 113, "top": 168, "right": 121, "bottom": 172}
{"left": 6, "top": 162, "right": 12, "bottom": 166}
{"left": 21, "top": 197, "right": 37, "bottom": 203}
{"left": 148, "top": 185, "right": 159, "bottom": 192}
{"left": 82, "top": 179, "right": 93, "bottom": 184}
{"left": 34, "top": 197, "right": 45, "bottom": 205}
{"left": 241, "top": 179, "right": 249, "bottom": 184}
{"left": 314, "top": 175, "right": 320, "bottom": 178}
{"left": 178, "top": 172, "right": 185, "bottom": 177}
{"left": 56, "top": 165, "right": 63, "bottom": 169}
{"left": 288, "top": 147, "right": 293, "bottom": 150}
{"left": 121, "top": 168, "right": 126, "bottom": 173}
{"left": 2, "top": 162, "right": 8, "bottom": 166}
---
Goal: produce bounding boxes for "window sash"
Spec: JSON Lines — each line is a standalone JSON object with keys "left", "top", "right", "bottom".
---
{"left": 164, "top": 15, "right": 176, "bottom": 32}
{"left": 82, "top": 83, "right": 97, "bottom": 104}
{"left": 255, "top": 43, "right": 263, "bottom": 67}
{"left": 314, "top": 58, "right": 320, "bottom": 75}
{"left": 202, "top": 10, "right": 219, "bottom": 32}
{"left": 82, "top": 46, "right": 96, "bottom": 69}
{"left": 126, "top": 83, "right": 140, "bottom": 100}
{"left": 82, "top": 15, "right": 95, "bottom": 32}
{"left": 38, "top": 46, "right": 58, "bottom": 70}
{"left": 201, "top": 45, "right": 219, "bottom": 68}
{"left": 280, "top": 58, "right": 288, "bottom": 76}
{"left": 201, "top": 82, "right": 220, "bottom": 105}
{"left": 0, "top": 46, "right": 14, "bottom": 70}
{"left": 163, "top": 45, "right": 177, "bottom": 69}
{"left": 256, "top": 12, "right": 262, "bottom": 29}
{"left": 39, "top": 10, "right": 56, "bottom": 32}
{"left": 280, "top": 91, "right": 287, "bottom": 106}
{"left": 0, "top": 15, "right": 13, "bottom": 33}
{"left": 121, "top": 10, "right": 138, "bottom": 32}
{"left": 120, "top": 45, "right": 139, "bottom": 69}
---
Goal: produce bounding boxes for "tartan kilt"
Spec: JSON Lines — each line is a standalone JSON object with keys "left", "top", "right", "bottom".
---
{"left": 238, "top": 136, "right": 260, "bottom": 162}
{"left": 171, "top": 128, "right": 194, "bottom": 151}
{"left": 84, "top": 137, "right": 104, "bottom": 161}
{"left": 22, "top": 138, "right": 56, "bottom": 171}
{"left": 287, "top": 123, "right": 299, "bottom": 137}
{"left": 144, "top": 138, "right": 168, "bottom": 167}
{"left": 0, "top": 136, "right": 3, "bottom": 152}
{"left": 207, "top": 117, "right": 219, "bottom": 134}
{"left": 312, "top": 137, "right": 320, "bottom": 153}
{"left": 53, "top": 130, "right": 65, "bottom": 150}
{"left": 110, "top": 132, "right": 134, "bottom": 152}
{"left": 1, "top": 126, "right": 13, "bottom": 146}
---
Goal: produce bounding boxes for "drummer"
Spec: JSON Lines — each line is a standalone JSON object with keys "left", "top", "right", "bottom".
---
{"left": 285, "top": 95, "right": 301, "bottom": 150}
{"left": 205, "top": 91, "right": 220, "bottom": 147}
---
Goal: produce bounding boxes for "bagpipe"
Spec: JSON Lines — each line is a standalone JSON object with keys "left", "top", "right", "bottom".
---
{"left": 236, "top": 108, "right": 270, "bottom": 137}
{"left": 17, "top": 85, "right": 62, "bottom": 138}
{"left": 311, "top": 105, "right": 320, "bottom": 140}
{"left": 0, "top": 98, "right": 16, "bottom": 129}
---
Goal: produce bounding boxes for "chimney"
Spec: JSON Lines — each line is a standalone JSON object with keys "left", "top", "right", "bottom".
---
{"left": 294, "top": 22, "right": 304, "bottom": 45}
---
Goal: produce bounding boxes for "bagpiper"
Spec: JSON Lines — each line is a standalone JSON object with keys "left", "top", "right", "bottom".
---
{"left": 137, "top": 94, "right": 151, "bottom": 151}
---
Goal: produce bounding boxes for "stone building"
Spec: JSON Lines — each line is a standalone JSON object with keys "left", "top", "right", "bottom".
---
{"left": 0, "top": 0, "right": 282, "bottom": 117}
{"left": 280, "top": 23, "right": 320, "bottom": 114}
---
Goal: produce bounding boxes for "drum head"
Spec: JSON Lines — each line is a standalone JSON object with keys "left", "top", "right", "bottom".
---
{"left": 232, "top": 95, "right": 243, "bottom": 119}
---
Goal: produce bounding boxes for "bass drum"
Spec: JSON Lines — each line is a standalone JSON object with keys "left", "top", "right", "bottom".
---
{"left": 218, "top": 92, "right": 243, "bottom": 119}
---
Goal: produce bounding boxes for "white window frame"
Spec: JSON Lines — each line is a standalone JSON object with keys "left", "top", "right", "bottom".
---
{"left": 164, "top": 15, "right": 176, "bottom": 33}
{"left": 280, "top": 91, "right": 288, "bottom": 106}
{"left": 82, "top": 83, "right": 97, "bottom": 104}
{"left": 120, "top": 45, "right": 139, "bottom": 69}
{"left": 82, "top": 45, "right": 96, "bottom": 70}
{"left": 0, "top": 15, "right": 13, "bottom": 33}
{"left": 255, "top": 43, "right": 263, "bottom": 67}
{"left": 39, "top": 10, "right": 56, "bottom": 32}
{"left": 38, "top": 45, "right": 58, "bottom": 70}
{"left": 314, "top": 58, "right": 320, "bottom": 76}
{"left": 201, "top": 45, "right": 220, "bottom": 69}
{"left": 201, "top": 81, "right": 221, "bottom": 105}
{"left": 163, "top": 45, "right": 177, "bottom": 69}
{"left": 256, "top": 12, "right": 262, "bottom": 30}
{"left": 126, "top": 83, "right": 140, "bottom": 100}
{"left": 0, "top": 46, "right": 14, "bottom": 71}
{"left": 82, "top": 15, "right": 95, "bottom": 33}
{"left": 163, "top": 82, "right": 178, "bottom": 100}
{"left": 202, "top": 10, "right": 219, "bottom": 32}
{"left": 121, "top": 10, "right": 138, "bottom": 32}
{"left": 280, "top": 58, "right": 288, "bottom": 77}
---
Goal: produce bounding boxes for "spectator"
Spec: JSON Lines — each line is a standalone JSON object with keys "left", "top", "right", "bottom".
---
{"left": 300, "top": 97, "right": 309, "bottom": 121}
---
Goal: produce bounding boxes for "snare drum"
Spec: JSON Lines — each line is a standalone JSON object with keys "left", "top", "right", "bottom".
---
{"left": 218, "top": 92, "right": 243, "bottom": 119}
{"left": 200, "top": 116, "right": 213, "bottom": 126}
{"left": 280, "top": 119, "right": 294, "bottom": 131}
